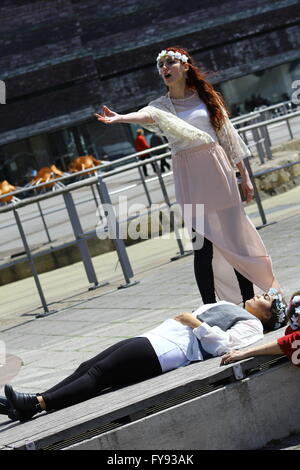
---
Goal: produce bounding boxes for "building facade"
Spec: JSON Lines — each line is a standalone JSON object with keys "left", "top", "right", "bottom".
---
{"left": 0, "top": 0, "right": 300, "bottom": 184}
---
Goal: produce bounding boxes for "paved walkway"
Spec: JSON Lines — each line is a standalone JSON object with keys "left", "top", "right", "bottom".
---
{"left": 0, "top": 187, "right": 299, "bottom": 448}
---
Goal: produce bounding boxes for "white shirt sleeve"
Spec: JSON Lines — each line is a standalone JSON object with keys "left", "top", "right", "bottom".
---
{"left": 193, "top": 319, "right": 264, "bottom": 356}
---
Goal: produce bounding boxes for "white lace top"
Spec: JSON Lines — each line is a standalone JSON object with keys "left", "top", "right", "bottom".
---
{"left": 139, "top": 93, "right": 251, "bottom": 166}
{"left": 171, "top": 92, "right": 218, "bottom": 143}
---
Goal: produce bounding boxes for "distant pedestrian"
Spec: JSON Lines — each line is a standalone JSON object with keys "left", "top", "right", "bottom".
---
{"left": 134, "top": 129, "right": 156, "bottom": 177}
{"left": 150, "top": 133, "right": 171, "bottom": 173}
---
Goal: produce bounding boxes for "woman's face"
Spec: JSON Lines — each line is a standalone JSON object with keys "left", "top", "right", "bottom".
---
{"left": 245, "top": 293, "right": 274, "bottom": 321}
{"left": 157, "top": 58, "right": 187, "bottom": 87}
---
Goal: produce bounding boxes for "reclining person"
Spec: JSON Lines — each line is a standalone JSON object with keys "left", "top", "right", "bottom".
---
{"left": 0, "top": 289, "right": 287, "bottom": 422}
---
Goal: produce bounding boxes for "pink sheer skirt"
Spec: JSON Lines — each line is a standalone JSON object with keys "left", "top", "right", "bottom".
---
{"left": 172, "top": 142, "right": 280, "bottom": 304}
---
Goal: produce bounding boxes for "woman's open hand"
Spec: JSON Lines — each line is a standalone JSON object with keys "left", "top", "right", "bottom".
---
{"left": 220, "top": 349, "right": 248, "bottom": 365}
{"left": 95, "top": 105, "right": 123, "bottom": 124}
{"left": 174, "top": 313, "right": 201, "bottom": 328}
{"left": 241, "top": 177, "right": 254, "bottom": 203}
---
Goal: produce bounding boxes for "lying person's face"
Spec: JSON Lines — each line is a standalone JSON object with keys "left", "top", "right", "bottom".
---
{"left": 245, "top": 293, "right": 274, "bottom": 321}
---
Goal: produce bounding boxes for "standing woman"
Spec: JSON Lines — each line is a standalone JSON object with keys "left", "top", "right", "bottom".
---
{"left": 95, "top": 46, "right": 281, "bottom": 305}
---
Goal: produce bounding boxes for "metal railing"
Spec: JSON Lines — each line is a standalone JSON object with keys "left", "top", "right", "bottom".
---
{"left": 237, "top": 109, "right": 300, "bottom": 164}
{"left": 0, "top": 150, "right": 190, "bottom": 317}
{"left": 231, "top": 99, "right": 297, "bottom": 124}
{"left": 1, "top": 106, "right": 300, "bottom": 317}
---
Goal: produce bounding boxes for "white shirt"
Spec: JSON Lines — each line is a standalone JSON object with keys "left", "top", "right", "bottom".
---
{"left": 171, "top": 93, "right": 218, "bottom": 142}
{"left": 140, "top": 301, "right": 263, "bottom": 372}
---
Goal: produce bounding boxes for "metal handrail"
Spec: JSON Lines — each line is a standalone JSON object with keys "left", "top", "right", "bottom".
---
{"left": 0, "top": 144, "right": 170, "bottom": 201}
{"left": 0, "top": 151, "right": 172, "bottom": 211}
{"left": 231, "top": 100, "right": 296, "bottom": 122}
{"left": 236, "top": 109, "right": 300, "bottom": 133}
{"left": 2, "top": 106, "right": 300, "bottom": 202}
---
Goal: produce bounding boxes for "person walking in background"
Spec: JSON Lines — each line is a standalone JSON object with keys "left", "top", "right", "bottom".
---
{"left": 95, "top": 46, "right": 282, "bottom": 306}
{"left": 134, "top": 128, "right": 156, "bottom": 177}
{"left": 150, "top": 133, "right": 171, "bottom": 173}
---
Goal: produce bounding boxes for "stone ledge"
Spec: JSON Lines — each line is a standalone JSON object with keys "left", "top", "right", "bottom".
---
{"left": 66, "top": 361, "right": 300, "bottom": 450}
{"left": 251, "top": 139, "right": 300, "bottom": 197}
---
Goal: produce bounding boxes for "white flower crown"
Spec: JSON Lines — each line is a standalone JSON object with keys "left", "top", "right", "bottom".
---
{"left": 287, "top": 295, "right": 300, "bottom": 330}
{"left": 268, "top": 288, "right": 287, "bottom": 330}
{"left": 156, "top": 50, "right": 189, "bottom": 69}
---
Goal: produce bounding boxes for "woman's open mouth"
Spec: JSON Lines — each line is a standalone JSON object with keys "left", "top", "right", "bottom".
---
{"left": 164, "top": 73, "right": 171, "bottom": 79}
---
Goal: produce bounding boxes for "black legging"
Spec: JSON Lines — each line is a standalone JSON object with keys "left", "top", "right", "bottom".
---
{"left": 193, "top": 235, "right": 254, "bottom": 305}
{"left": 42, "top": 338, "right": 162, "bottom": 411}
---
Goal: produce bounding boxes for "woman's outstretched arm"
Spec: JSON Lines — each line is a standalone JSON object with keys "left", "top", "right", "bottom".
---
{"left": 95, "top": 105, "right": 154, "bottom": 125}
{"left": 220, "top": 340, "right": 282, "bottom": 365}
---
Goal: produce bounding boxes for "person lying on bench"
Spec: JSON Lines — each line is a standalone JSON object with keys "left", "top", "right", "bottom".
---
{"left": 1, "top": 288, "right": 287, "bottom": 422}
{"left": 221, "top": 290, "right": 300, "bottom": 366}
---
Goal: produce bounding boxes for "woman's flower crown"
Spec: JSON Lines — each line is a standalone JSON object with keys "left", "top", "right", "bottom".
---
{"left": 268, "top": 288, "right": 287, "bottom": 330}
{"left": 286, "top": 294, "right": 300, "bottom": 330}
{"left": 156, "top": 50, "right": 189, "bottom": 69}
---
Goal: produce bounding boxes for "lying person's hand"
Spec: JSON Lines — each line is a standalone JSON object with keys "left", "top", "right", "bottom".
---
{"left": 220, "top": 349, "right": 248, "bottom": 365}
{"left": 174, "top": 313, "right": 201, "bottom": 328}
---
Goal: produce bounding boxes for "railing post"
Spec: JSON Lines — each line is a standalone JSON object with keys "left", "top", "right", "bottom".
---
{"left": 95, "top": 174, "right": 139, "bottom": 288}
{"left": 257, "top": 114, "right": 273, "bottom": 160}
{"left": 244, "top": 157, "right": 276, "bottom": 229}
{"left": 63, "top": 191, "right": 106, "bottom": 290}
{"left": 36, "top": 200, "right": 52, "bottom": 243}
{"left": 135, "top": 156, "right": 153, "bottom": 207}
{"left": 13, "top": 208, "right": 55, "bottom": 318}
{"left": 252, "top": 119, "right": 265, "bottom": 164}
{"left": 286, "top": 118, "right": 294, "bottom": 140}
{"left": 152, "top": 159, "right": 191, "bottom": 261}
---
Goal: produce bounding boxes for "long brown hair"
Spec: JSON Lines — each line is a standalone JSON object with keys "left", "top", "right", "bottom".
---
{"left": 165, "top": 46, "right": 229, "bottom": 131}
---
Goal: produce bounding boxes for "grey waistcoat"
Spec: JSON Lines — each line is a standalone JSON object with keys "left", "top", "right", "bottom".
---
{"left": 197, "top": 304, "right": 255, "bottom": 332}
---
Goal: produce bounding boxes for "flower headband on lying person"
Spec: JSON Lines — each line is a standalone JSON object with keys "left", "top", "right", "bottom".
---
{"left": 268, "top": 288, "right": 287, "bottom": 330}
{"left": 285, "top": 294, "right": 300, "bottom": 330}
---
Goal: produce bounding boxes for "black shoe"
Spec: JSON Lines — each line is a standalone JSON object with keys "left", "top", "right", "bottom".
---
{"left": 4, "top": 384, "right": 42, "bottom": 422}
{"left": 0, "top": 396, "right": 9, "bottom": 415}
{"left": 0, "top": 396, "right": 18, "bottom": 421}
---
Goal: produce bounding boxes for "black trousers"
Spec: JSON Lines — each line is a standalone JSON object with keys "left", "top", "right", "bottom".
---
{"left": 193, "top": 235, "right": 254, "bottom": 305}
{"left": 160, "top": 157, "right": 171, "bottom": 173}
{"left": 42, "top": 338, "right": 162, "bottom": 411}
{"left": 139, "top": 155, "right": 157, "bottom": 176}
